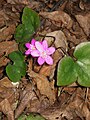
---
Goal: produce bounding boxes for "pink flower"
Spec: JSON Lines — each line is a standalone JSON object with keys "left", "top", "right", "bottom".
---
{"left": 31, "top": 40, "right": 55, "bottom": 65}
{"left": 25, "top": 39, "right": 36, "bottom": 55}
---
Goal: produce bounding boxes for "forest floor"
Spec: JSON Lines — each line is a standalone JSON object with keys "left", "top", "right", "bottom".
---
{"left": 0, "top": 0, "right": 90, "bottom": 120}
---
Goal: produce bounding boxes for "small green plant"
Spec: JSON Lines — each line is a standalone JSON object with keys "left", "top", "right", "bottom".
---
{"left": 57, "top": 42, "right": 90, "bottom": 87}
{"left": 6, "top": 7, "right": 40, "bottom": 82}
{"left": 6, "top": 51, "right": 26, "bottom": 82}
{"left": 14, "top": 7, "right": 40, "bottom": 52}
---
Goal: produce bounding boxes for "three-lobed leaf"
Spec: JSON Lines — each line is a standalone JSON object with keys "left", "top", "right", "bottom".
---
{"left": 57, "top": 42, "right": 90, "bottom": 87}
{"left": 6, "top": 51, "right": 26, "bottom": 82}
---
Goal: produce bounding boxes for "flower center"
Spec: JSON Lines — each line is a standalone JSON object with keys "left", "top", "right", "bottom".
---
{"left": 31, "top": 45, "right": 36, "bottom": 51}
{"left": 41, "top": 51, "right": 47, "bottom": 58}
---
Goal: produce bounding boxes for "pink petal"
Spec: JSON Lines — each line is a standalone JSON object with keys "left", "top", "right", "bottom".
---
{"left": 31, "top": 50, "right": 39, "bottom": 57}
{"left": 31, "top": 39, "right": 36, "bottom": 45}
{"left": 42, "top": 40, "right": 48, "bottom": 50}
{"left": 45, "top": 55, "right": 53, "bottom": 65}
{"left": 35, "top": 41, "right": 44, "bottom": 52}
{"left": 25, "top": 43, "right": 30, "bottom": 48}
{"left": 38, "top": 57, "right": 45, "bottom": 65}
{"left": 47, "top": 47, "right": 55, "bottom": 55}
{"left": 25, "top": 50, "right": 31, "bottom": 55}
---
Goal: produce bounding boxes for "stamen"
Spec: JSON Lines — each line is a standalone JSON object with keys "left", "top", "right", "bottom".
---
{"left": 42, "top": 51, "right": 47, "bottom": 58}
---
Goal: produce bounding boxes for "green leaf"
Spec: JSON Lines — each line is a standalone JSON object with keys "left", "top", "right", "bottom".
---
{"left": 6, "top": 51, "right": 26, "bottom": 82}
{"left": 14, "top": 24, "right": 24, "bottom": 43}
{"left": 14, "top": 61, "right": 26, "bottom": 76}
{"left": 57, "top": 56, "right": 77, "bottom": 86}
{"left": 14, "top": 24, "right": 34, "bottom": 43}
{"left": 75, "top": 62, "right": 90, "bottom": 87}
{"left": 74, "top": 42, "right": 90, "bottom": 87}
{"left": 18, "top": 42, "right": 26, "bottom": 53}
{"left": 74, "top": 42, "right": 90, "bottom": 64}
{"left": 26, "top": 113, "right": 45, "bottom": 120}
{"left": 18, "top": 113, "right": 46, "bottom": 120}
{"left": 9, "top": 51, "right": 24, "bottom": 62}
{"left": 6, "top": 64, "right": 22, "bottom": 82}
{"left": 14, "top": 7, "right": 40, "bottom": 44}
{"left": 22, "top": 7, "right": 40, "bottom": 30}
{"left": 18, "top": 114, "right": 27, "bottom": 120}
{"left": 57, "top": 42, "right": 90, "bottom": 87}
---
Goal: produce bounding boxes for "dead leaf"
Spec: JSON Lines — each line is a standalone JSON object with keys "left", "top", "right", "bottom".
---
{"left": 0, "top": 24, "right": 16, "bottom": 41}
{"left": 0, "top": 15, "right": 5, "bottom": 28}
{"left": 28, "top": 67, "right": 56, "bottom": 105}
{"left": 0, "top": 77, "right": 14, "bottom": 88}
{"left": 0, "top": 10, "right": 7, "bottom": 28}
{"left": 0, "top": 66, "right": 4, "bottom": 79}
{"left": 41, "top": 87, "right": 88, "bottom": 120}
{"left": 82, "top": 103, "right": 90, "bottom": 120}
{"left": 0, "top": 56, "right": 10, "bottom": 67}
{"left": 0, "top": 40, "right": 18, "bottom": 67}
{"left": 60, "top": 88, "right": 88, "bottom": 120}
{"left": 45, "top": 30, "right": 67, "bottom": 51}
{"left": 63, "top": 28, "right": 87, "bottom": 46}
{"left": 26, "top": 93, "right": 50, "bottom": 113}
{"left": 0, "top": 77, "right": 16, "bottom": 104}
{"left": 6, "top": 0, "right": 40, "bottom": 12}
{"left": 15, "top": 83, "right": 36, "bottom": 119}
{"left": 79, "top": 1, "right": 85, "bottom": 10}
{"left": 83, "top": 2, "right": 90, "bottom": 11}
{"left": 41, "top": 106, "right": 62, "bottom": 120}
{"left": 16, "top": 79, "right": 51, "bottom": 114}
{"left": 75, "top": 13, "right": 90, "bottom": 36}
{"left": 7, "top": 0, "right": 29, "bottom": 5}
{"left": 39, "top": 11, "right": 73, "bottom": 29}
{"left": 0, "top": 99, "right": 14, "bottom": 120}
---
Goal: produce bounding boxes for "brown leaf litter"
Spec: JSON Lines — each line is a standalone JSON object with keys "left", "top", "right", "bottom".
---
{"left": 28, "top": 59, "right": 57, "bottom": 105}
{"left": 0, "top": 41, "right": 18, "bottom": 67}
{"left": 0, "top": 0, "right": 90, "bottom": 119}
{"left": 15, "top": 83, "right": 36, "bottom": 118}
{"left": 39, "top": 10, "right": 73, "bottom": 29}
{"left": 0, "top": 24, "right": 16, "bottom": 41}
{"left": 0, "top": 77, "right": 19, "bottom": 120}
{"left": 41, "top": 88, "right": 90, "bottom": 120}
{"left": 75, "top": 13, "right": 90, "bottom": 36}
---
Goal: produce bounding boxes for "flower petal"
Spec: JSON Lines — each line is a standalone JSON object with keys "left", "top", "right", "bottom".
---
{"left": 31, "top": 39, "right": 36, "bottom": 45}
{"left": 25, "top": 43, "right": 30, "bottom": 48}
{"left": 47, "top": 47, "right": 55, "bottom": 55}
{"left": 38, "top": 57, "right": 45, "bottom": 65}
{"left": 35, "top": 41, "right": 44, "bottom": 52}
{"left": 45, "top": 55, "right": 53, "bottom": 65}
{"left": 31, "top": 50, "right": 39, "bottom": 57}
{"left": 25, "top": 49, "right": 31, "bottom": 55}
{"left": 42, "top": 40, "right": 48, "bottom": 50}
